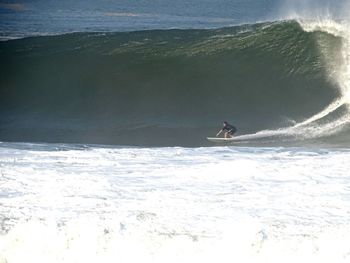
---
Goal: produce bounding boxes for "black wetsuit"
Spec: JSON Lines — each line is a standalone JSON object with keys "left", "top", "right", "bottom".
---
{"left": 223, "top": 124, "right": 237, "bottom": 135}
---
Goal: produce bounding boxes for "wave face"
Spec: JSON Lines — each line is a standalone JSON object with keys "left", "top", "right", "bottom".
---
{"left": 0, "top": 20, "right": 349, "bottom": 146}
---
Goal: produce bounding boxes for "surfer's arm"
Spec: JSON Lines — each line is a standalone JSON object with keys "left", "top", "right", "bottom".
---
{"left": 216, "top": 129, "right": 223, "bottom": 137}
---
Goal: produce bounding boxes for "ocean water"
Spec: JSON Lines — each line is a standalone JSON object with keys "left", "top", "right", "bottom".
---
{"left": 1, "top": 0, "right": 350, "bottom": 262}
{"left": 0, "top": 0, "right": 348, "bottom": 40}
{"left": 1, "top": 19, "right": 350, "bottom": 147}
{"left": 0, "top": 0, "right": 288, "bottom": 40}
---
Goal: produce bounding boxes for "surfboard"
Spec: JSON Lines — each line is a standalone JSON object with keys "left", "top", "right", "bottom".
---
{"left": 206, "top": 137, "right": 237, "bottom": 143}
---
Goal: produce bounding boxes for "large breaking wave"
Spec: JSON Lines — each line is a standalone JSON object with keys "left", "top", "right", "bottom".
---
{"left": 0, "top": 19, "right": 349, "bottom": 146}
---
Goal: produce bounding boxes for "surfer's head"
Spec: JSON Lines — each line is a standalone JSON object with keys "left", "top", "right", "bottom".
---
{"left": 223, "top": 121, "right": 228, "bottom": 126}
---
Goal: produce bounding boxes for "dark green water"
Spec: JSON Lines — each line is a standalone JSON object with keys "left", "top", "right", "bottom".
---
{"left": 0, "top": 21, "right": 347, "bottom": 146}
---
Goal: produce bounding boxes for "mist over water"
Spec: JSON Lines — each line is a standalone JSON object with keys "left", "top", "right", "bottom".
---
{"left": 278, "top": 0, "right": 348, "bottom": 20}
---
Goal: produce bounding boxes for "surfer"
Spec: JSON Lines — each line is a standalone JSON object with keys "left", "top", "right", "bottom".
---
{"left": 216, "top": 121, "right": 237, "bottom": 138}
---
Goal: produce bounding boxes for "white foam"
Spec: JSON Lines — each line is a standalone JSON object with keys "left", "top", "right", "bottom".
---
{"left": 1, "top": 143, "right": 350, "bottom": 262}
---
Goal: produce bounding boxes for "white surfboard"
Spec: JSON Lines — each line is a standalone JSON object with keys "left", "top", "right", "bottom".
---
{"left": 206, "top": 137, "right": 237, "bottom": 143}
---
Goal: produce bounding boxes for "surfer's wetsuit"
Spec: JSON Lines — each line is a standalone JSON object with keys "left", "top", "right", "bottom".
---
{"left": 222, "top": 123, "right": 237, "bottom": 135}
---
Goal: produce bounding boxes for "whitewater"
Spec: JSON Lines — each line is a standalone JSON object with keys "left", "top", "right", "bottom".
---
{"left": 1, "top": 142, "right": 350, "bottom": 263}
{"left": 2, "top": 3, "right": 350, "bottom": 262}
